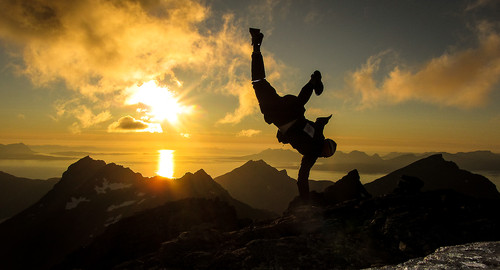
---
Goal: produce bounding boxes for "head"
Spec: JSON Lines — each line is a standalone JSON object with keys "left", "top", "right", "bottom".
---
{"left": 320, "top": 138, "right": 336, "bottom": 158}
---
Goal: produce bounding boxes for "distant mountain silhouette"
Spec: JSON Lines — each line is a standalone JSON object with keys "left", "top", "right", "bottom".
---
{"left": 0, "top": 171, "right": 58, "bottom": 222}
{"left": 441, "top": 150, "right": 500, "bottom": 172}
{"left": 0, "top": 156, "right": 273, "bottom": 270}
{"left": 0, "top": 143, "right": 34, "bottom": 158}
{"left": 214, "top": 160, "right": 333, "bottom": 214}
{"left": 0, "top": 143, "right": 72, "bottom": 160}
{"left": 240, "top": 148, "right": 500, "bottom": 174}
{"left": 364, "top": 154, "right": 500, "bottom": 199}
{"left": 238, "top": 148, "right": 301, "bottom": 163}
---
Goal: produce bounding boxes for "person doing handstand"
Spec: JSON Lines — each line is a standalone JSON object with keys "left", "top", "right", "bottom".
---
{"left": 250, "top": 28, "right": 336, "bottom": 200}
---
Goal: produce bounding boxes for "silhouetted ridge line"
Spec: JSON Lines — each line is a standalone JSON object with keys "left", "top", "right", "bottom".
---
{"left": 0, "top": 157, "right": 273, "bottom": 270}
{"left": 364, "top": 154, "right": 500, "bottom": 199}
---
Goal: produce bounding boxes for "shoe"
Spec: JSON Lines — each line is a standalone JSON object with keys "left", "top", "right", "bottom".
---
{"left": 249, "top": 28, "right": 263, "bottom": 46}
{"left": 311, "top": 70, "right": 323, "bottom": 95}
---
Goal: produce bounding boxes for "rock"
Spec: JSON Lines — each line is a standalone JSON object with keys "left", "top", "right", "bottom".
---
{"left": 367, "top": 241, "right": 500, "bottom": 269}
{"left": 393, "top": 175, "right": 424, "bottom": 194}
{"left": 323, "top": 169, "right": 372, "bottom": 203}
{"left": 117, "top": 189, "right": 500, "bottom": 269}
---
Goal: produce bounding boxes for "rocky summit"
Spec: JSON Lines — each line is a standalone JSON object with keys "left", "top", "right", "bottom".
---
{"left": 111, "top": 180, "right": 499, "bottom": 269}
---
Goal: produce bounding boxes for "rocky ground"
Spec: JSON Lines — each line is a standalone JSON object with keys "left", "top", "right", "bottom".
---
{"left": 368, "top": 241, "right": 500, "bottom": 270}
{"left": 109, "top": 188, "right": 499, "bottom": 269}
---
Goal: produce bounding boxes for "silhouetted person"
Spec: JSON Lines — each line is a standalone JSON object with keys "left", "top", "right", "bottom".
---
{"left": 250, "top": 28, "right": 336, "bottom": 200}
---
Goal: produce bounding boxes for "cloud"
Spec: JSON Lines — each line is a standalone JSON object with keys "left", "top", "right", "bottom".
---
{"left": 465, "top": 0, "right": 498, "bottom": 11}
{"left": 346, "top": 22, "right": 500, "bottom": 109}
{"left": 237, "top": 129, "right": 261, "bottom": 137}
{"left": 107, "top": 115, "right": 162, "bottom": 133}
{"left": 0, "top": 0, "right": 209, "bottom": 96}
{"left": 0, "top": 0, "right": 290, "bottom": 129}
{"left": 52, "top": 99, "right": 111, "bottom": 133}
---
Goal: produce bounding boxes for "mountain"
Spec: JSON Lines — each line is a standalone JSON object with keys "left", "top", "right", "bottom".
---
{"left": 238, "top": 148, "right": 302, "bottom": 163}
{"left": 0, "top": 142, "right": 72, "bottom": 160}
{"left": 0, "top": 143, "right": 35, "bottom": 158}
{"left": 0, "top": 171, "right": 58, "bottom": 222}
{"left": 214, "top": 160, "right": 333, "bottom": 214}
{"left": 58, "top": 198, "right": 243, "bottom": 270}
{"left": 364, "top": 154, "right": 500, "bottom": 199}
{"left": 0, "top": 156, "right": 273, "bottom": 270}
{"left": 238, "top": 148, "right": 500, "bottom": 175}
{"left": 441, "top": 150, "right": 500, "bottom": 172}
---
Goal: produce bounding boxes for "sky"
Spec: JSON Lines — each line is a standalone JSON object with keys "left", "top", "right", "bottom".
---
{"left": 0, "top": 0, "right": 499, "bottom": 155}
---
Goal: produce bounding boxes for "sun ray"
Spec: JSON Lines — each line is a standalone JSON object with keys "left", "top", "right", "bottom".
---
{"left": 125, "top": 80, "right": 192, "bottom": 126}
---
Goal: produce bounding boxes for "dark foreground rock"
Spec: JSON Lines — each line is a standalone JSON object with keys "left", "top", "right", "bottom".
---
{"left": 114, "top": 189, "right": 500, "bottom": 269}
{"left": 58, "top": 198, "right": 245, "bottom": 270}
{"left": 368, "top": 241, "right": 500, "bottom": 270}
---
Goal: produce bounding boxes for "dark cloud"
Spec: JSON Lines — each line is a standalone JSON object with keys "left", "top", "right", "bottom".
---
{"left": 108, "top": 115, "right": 161, "bottom": 133}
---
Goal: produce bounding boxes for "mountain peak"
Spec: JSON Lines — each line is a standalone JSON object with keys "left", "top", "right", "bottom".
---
{"left": 65, "top": 156, "right": 107, "bottom": 174}
{"left": 365, "top": 154, "right": 500, "bottom": 199}
{"left": 244, "top": 159, "right": 268, "bottom": 165}
{"left": 0, "top": 142, "right": 35, "bottom": 155}
{"left": 193, "top": 169, "right": 210, "bottom": 178}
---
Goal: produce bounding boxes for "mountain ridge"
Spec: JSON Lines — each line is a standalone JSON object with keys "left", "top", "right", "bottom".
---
{"left": 364, "top": 154, "right": 500, "bottom": 199}
{"left": 214, "top": 159, "right": 332, "bottom": 214}
{"left": 0, "top": 171, "right": 58, "bottom": 222}
{"left": 0, "top": 156, "right": 273, "bottom": 270}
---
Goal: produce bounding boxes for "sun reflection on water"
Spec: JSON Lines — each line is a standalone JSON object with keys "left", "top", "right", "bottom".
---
{"left": 157, "top": 150, "right": 174, "bottom": 178}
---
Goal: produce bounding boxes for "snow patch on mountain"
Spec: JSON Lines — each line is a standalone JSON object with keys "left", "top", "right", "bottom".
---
{"left": 95, "top": 178, "right": 132, "bottom": 194}
{"left": 107, "top": 200, "right": 136, "bottom": 212}
{"left": 104, "top": 214, "right": 123, "bottom": 227}
{"left": 65, "top": 197, "right": 90, "bottom": 210}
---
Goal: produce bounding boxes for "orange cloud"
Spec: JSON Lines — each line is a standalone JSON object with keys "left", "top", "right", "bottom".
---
{"left": 237, "top": 129, "right": 261, "bottom": 137}
{"left": 52, "top": 99, "right": 111, "bottom": 133}
{"left": 347, "top": 23, "right": 500, "bottom": 109}
{"left": 0, "top": 0, "right": 292, "bottom": 129}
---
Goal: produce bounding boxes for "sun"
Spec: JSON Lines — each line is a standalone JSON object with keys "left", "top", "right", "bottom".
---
{"left": 125, "top": 80, "right": 191, "bottom": 125}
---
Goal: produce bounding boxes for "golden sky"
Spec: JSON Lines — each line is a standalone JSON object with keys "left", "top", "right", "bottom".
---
{"left": 0, "top": 0, "right": 499, "bottom": 154}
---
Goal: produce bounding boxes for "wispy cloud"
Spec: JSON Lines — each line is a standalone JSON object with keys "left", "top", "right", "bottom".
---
{"left": 465, "top": 0, "right": 498, "bottom": 11}
{"left": 346, "top": 22, "right": 500, "bottom": 109}
{"left": 237, "top": 129, "right": 261, "bottom": 137}
{"left": 52, "top": 99, "right": 111, "bottom": 133}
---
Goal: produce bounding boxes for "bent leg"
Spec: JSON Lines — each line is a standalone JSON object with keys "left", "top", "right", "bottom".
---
{"left": 297, "top": 155, "right": 318, "bottom": 200}
{"left": 297, "top": 82, "right": 314, "bottom": 106}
